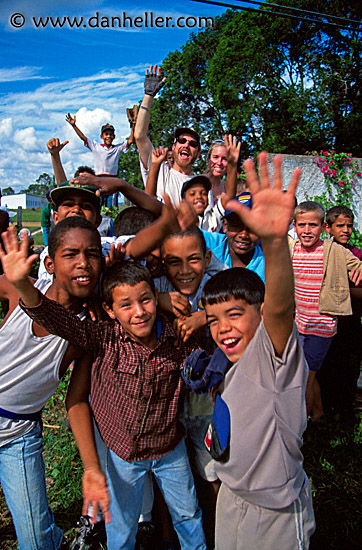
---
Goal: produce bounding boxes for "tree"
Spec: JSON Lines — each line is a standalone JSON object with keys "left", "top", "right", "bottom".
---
{"left": 20, "top": 173, "right": 55, "bottom": 195}
{"left": 147, "top": 2, "right": 362, "bottom": 159}
{"left": 2, "top": 187, "right": 15, "bottom": 196}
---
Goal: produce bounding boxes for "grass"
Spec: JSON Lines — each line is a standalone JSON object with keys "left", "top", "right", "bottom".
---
{"left": 1, "top": 371, "right": 361, "bottom": 548}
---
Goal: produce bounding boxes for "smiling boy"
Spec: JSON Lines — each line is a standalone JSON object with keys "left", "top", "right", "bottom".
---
{"left": 202, "top": 153, "right": 315, "bottom": 549}
{"left": 3, "top": 252, "right": 207, "bottom": 549}
{"left": 0, "top": 217, "right": 102, "bottom": 549}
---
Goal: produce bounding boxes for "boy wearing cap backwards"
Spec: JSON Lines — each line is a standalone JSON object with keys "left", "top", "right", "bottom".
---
{"left": 147, "top": 135, "right": 240, "bottom": 232}
{"left": 202, "top": 153, "right": 315, "bottom": 550}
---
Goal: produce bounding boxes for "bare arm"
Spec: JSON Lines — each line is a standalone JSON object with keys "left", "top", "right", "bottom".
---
{"left": 47, "top": 138, "right": 68, "bottom": 185}
{"left": 145, "top": 147, "right": 168, "bottom": 197}
{"left": 135, "top": 64, "right": 166, "bottom": 169}
{"left": 221, "top": 135, "right": 241, "bottom": 209}
{"left": 66, "top": 355, "right": 110, "bottom": 523}
{"left": 66, "top": 113, "right": 88, "bottom": 145}
{"left": 69, "top": 173, "right": 163, "bottom": 218}
{"left": 228, "top": 153, "right": 300, "bottom": 356}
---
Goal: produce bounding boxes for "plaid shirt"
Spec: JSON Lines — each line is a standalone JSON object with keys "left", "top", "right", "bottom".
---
{"left": 21, "top": 295, "right": 196, "bottom": 461}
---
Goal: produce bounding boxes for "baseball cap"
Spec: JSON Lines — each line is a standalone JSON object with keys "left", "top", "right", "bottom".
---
{"left": 181, "top": 175, "right": 211, "bottom": 199}
{"left": 101, "top": 123, "right": 115, "bottom": 134}
{"left": 174, "top": 127, "right": 201, "bottom": 148}
{"left": 223, "top": 192, "right": 252, "bottom": 218}
{"left": 50, "top": 181, "right": 101, "bottom": 211}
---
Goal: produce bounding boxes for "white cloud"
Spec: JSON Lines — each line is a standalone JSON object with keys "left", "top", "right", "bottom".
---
{"left": 0, "top": 67, "right": 49, "bottom": 82}
{"left": 0, "top": 64, "right": 145, "bottom": 191}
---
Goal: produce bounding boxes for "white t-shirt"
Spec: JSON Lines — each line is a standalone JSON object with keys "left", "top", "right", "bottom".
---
{"left": 199, "top": 198, "right": 224, "bottom": 232}
{"left": 86, "top": 138, "right": 128, "bottom": 175}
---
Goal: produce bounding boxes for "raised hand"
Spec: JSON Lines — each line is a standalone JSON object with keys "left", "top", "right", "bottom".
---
{"left": 224, "top": 134, "right": 241, "bottom": 167}
{"left": 47, "top": 137, "right": 69, "bottom": 156}
{"left": 65, "top": 112, "right": 76, "bottom": 126}
{"left": 0, "top": 227, "right": 38, "bottom": 287}
{"left": 227, "top": 152, "right": 300, "bottom": 240}
{"left": 144, "top": 64, "right": 166, "bottom": 97}
{"left": 152, "top": 146, "right": 168, "bottom": 165}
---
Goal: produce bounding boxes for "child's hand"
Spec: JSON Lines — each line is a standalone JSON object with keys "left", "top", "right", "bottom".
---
{"left": 158, "top": 292, "right": 192, "bottom": 317}
{"left": 349, "top": 268, "right": 362, "bottom": 286}
{"left": 173, "top": 310, "right": 207, "bottom": 345}
{"left": 47, "top": 137, "right": 69, "bottom": 156}
{"left": 176, "top": 200, "right": 198, "bottom": 231}
{"left": 225, "top": 134, "right": 241, "bottom": 167}
{"left": 227, "top": 152, "right": 300, "bottom": 240}
{"left": 104, "top": 242, "right": 126, "bottom": 268}
{"left": 0, "top": 227, "right": 38, "bottom": 287}
{"left": 152, "top": 146, "right": 168, "bottom": 165}
{"left": 65, "top": 112, "right": 76, "bottom": 126}
{"left": 82, "top": 468, "right": 111, "bottom": 524}
{"left": 144, "top": 64, "right": 166, "bottom": 97}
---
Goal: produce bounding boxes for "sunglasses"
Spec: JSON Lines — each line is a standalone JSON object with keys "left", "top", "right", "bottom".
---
{"left": 176, "top": 136, "right": 199, "bottom": 148}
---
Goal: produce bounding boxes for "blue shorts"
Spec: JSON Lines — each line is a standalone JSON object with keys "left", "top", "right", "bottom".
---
{"left": 298, "top": 333, "right": 334, "bottom": 371}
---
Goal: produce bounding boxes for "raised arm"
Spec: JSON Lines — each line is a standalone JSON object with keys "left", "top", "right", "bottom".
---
{"left": 47, "top": 138, "right": 68, "bottom": 185}
{"left": 228, "top": 153, "right": 300, "bottom": 356}
{"left": 134, "top": 64, "right": 166, "bottom": 169}
{"left": 220, "top": 135, "right": 241, "bottom": 209}
{"left": 69, "top": 173, "right": 163, "bottom": 218}
{"left": 66, "top": 113, "right": 88, "bottom": 145}
{"left": 145, "top": 147, "right": 168, "bottom": 197}
{"left": 126, "top": 104, "right": 138, "bottom": 148}
{"left": 66, "top": 356, "right": 110, "bottom": 523}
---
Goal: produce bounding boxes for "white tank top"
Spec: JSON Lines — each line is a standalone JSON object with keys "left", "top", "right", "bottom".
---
{"left": 0, "top": 278, "right": 84, "bottom": 446}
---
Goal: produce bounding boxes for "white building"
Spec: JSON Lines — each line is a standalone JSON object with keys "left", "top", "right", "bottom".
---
{"left": 1, "top": 193, "right": 47, "bottom": 210}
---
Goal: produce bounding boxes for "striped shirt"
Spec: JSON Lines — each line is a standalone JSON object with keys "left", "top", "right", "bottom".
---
{"left": 292, "top": 239, "right": 337, "bottom": 337}
{"left": 21, "top": 294, "right": 196, "bottom": 461}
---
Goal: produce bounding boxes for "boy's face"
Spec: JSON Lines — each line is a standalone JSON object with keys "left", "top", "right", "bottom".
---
{"left": 101, "top": 130, "right": 115, "bottom": 147}
{"left": 184, "top": 184, "right": 209, "bottom": 216}
{"left": 326, "top": 214, "right": 353, "bottom": 245}
{"left": 294, "top": 211, "right": 324, "bottom": 249}
{"left": 146, "top": 248, "right": 164, "bottom": 278}
{"left": 162, "top": 235, "right": 211, "bottom": 296}
{"left": 53, "top": 190, "right": 100, "bottom": 227}
{"left": 205, "top": 297, "right": 261, "bottom": 363}
{"left": 223, "top": 216, "right": 259, "bottom": 257}
{"left": 104, "top": 281, "right": 158, "bottom": 348}
{"left": 45, "top": 228, "right": 102, "bottom": 299}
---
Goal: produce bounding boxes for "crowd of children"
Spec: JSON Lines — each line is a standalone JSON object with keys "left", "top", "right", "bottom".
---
{"left": 0, "top": 62, "right": 361, "bottom": 550}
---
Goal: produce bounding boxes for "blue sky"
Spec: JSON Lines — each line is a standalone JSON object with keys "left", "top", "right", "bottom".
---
{"left": 0, "top": 0, "right": 231, "bottom": 192}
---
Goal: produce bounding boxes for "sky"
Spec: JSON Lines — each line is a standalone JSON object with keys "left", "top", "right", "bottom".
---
{"left": 0, "top": 0, "right": 232, "bottom": 193}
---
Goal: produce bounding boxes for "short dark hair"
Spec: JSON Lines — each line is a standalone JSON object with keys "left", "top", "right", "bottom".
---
{"left": 73, "top": 166, "right": 96, "bottom": 177}
{"left": 161, "top": 227, "right": 207, "bottom": 257}
{"left": 294, "top": 201, "right": 325, "bottom": 222}
{"left": 113, "top": 207, "right": 156, "bottom": 237}
{"left": 326, "top": 205, "right": 354, "bottom": 226}
{"left": 201, "top": 267, "right": 265, "bottom": 310}
{"left": 48, "top": 217, "right": 101, "bottom": 260}
{"left": 102, "top": 261, "right": 156, "bottom": 307}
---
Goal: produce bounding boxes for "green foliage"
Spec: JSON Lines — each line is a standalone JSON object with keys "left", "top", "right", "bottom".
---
{"left": 20, "top": 173, "right": 55, "bottom": 196}
{"left": 2, "top": 186, "right": 15, "bottom": 196}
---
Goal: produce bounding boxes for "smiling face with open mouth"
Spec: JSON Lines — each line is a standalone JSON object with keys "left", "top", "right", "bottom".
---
{"left": 206, "top": 297, "right": 262, "bottom": 363}
{"left": 223, "top": 215, "right": 260, "bottom": 263}
{"left": 47, "top": 227, "right": 102, "bottom": 301}
{"left": 162, "top": 234, "right": 211, "bottom": 297}
{"left": 184, "top": 184, "right": 209, "bottom": 216}
{"left": 172, "top": 134, "right": 200, "bottom": 173}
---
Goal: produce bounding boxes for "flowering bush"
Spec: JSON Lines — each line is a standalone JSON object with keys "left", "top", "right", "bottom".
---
{"left": 306, "top": 150, "right": 362, "bottom": 247}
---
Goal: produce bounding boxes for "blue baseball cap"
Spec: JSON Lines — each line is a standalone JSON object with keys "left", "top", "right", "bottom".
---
{"left": 223, "top": 192, "right": 252, "bottom": 218}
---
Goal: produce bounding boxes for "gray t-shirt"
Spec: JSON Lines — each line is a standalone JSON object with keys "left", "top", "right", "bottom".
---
{"left": 215, "top": 321, "right": 308, "bottom": 509}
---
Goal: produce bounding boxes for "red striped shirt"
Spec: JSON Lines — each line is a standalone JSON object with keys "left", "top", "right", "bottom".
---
{"left": 292, "top": 240, "right": 337, "bottom": 337}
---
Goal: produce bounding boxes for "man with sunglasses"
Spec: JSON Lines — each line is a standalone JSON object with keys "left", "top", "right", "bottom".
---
{"left": 134, "top": 64, "right": 201, "bottom": 207}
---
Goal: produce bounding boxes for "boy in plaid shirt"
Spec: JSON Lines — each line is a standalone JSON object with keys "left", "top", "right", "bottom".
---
{"left": 1, "top": 237, "right": 206, "bottom": 550}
